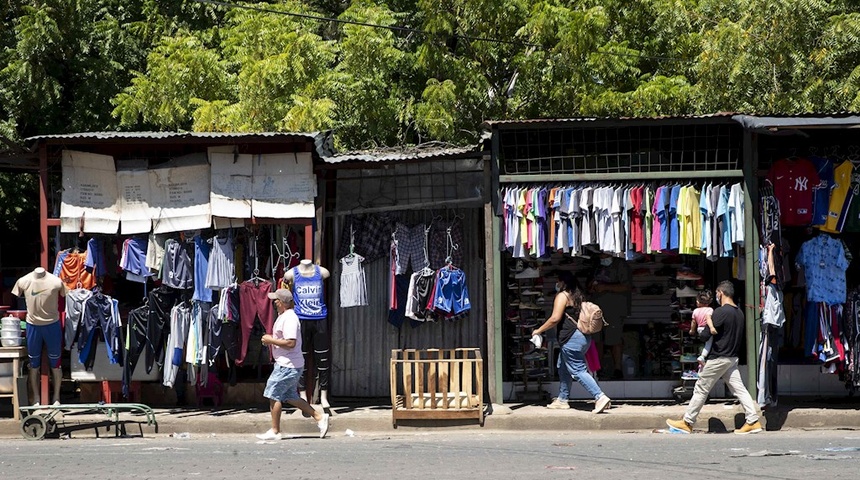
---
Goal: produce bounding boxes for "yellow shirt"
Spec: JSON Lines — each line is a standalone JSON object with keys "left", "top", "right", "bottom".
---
{"left": 821, "top": 160, "right": 854, "bottom": 233}
{"left": 677, "top": 186, "right": 687, "bottom": 253}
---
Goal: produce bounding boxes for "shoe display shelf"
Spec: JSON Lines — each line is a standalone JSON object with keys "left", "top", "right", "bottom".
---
{"left": 672, "top": 274, "right": 702, "bottom": 403}
{"left": 507, "top": 261, "right": 550, "bottom": 402}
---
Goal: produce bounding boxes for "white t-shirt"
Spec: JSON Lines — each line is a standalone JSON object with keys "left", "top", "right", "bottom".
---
{"left": 12, "top": 271, "right": 66, "bottom": 326}
{"left": 271, "top": 309, "right": 304, "bottom": 369}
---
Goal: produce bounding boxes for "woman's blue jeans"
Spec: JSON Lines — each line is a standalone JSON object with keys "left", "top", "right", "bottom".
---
{"left": 557, "top": 329, "right": 603, "bottom": 400}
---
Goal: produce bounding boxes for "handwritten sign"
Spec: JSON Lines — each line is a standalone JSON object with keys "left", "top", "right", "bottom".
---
{"left": 149, "top": 153, "right": 212, "bottom": 233}
{"left": 116, "top": 160, "right": 152, "bottom": 234}
{"left": 60, "top": 150, "right": 120, "bottom": 233}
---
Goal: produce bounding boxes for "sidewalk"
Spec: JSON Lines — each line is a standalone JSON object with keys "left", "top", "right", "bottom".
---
{"left": 2, "top": 397, "right": 858, "bottom": 438}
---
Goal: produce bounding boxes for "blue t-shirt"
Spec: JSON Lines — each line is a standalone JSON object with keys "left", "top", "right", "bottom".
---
{"left": 193, "top": 235, "right": 213, "bottom": 302}
{"left": 669, "top": 185, "right": 681, "bottom": 251}
{"left": 809, "top": 156, "right": 834, "bottom": 226}
{"left": 717, "top": 185, "right": 732, "bottom": 257}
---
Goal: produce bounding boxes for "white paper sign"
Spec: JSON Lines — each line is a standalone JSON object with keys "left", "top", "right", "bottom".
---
{"left": 116, "top": 161, "right": 152, "bottom": 234}
{"left": 209, "top": 146, "right": 253, "bottom": 219}
{"left": 60, "top": 150, "right": 120, "bottom": 233}
{"left": 251, "top": 152, "right": 317, "bottom": 219}
{"left": 149, "top": 153, "right": 212, "bottom": 233}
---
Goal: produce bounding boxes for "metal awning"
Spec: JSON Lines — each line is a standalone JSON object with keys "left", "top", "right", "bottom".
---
{"left": 731, "top": 114, "right": 860, "bottom": 131}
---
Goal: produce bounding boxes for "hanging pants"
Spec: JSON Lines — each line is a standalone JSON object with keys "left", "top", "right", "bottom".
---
{"left": 146, "top": 287, "right": 178, "bottom": 373}
{"left": 122, "top": 306, "right": 149, "bottom": 398}
{"left": 237, "top": 280, "right": 274, "bottom": 366}
{"left": 298, "top": 318, "right": 330, "bottom": 391}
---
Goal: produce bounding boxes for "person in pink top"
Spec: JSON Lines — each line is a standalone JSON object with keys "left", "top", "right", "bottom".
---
{"left": 689, "top": 290, "right": 717, "bottom": 366}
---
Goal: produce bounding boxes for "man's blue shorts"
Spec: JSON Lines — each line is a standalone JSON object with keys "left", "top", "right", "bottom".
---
{"left": 26, "top": 322, "right": 62, "bottom": 369}
{"left": 263, "top": 365, "right": 303, "bottom": 403}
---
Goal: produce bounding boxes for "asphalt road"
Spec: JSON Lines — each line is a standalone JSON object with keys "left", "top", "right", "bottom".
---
{"left": 2, "top": 429, "right": 860, "bottom": 479}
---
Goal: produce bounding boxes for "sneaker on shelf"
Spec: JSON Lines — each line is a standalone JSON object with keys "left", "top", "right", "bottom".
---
{"left": 535, "top": 296, "right": 547, "bottom": 304}
{"left": 256, "top": 429, "right": 282, "bottom": 441}
{"left": 526, "top": 367, "right": 549, "bottom": 378}
{"left": 668, "top": 300, "right": 680, "bottom": 308}
{"left": 681, "top": 370, "right": 699, "bottom": 380}
{"left": 514, "top": 267, "right": 540, "bottom": 279}
{"left": 523, "top": 351, "right": 546, "bottom": 361}
{"left": 519, "top": 302, "right": 541, "bottom": 310}
{"left": 680, "top": 354, "right": 698, "bottom": 363}
{"left": 510, "top": 259, "right": 524, "bottom": 273}
{"left": 592, "top": 394, "right": 611, "bottom": 414}
{"left": 679, "top": 308, "right": 693, "bottom": 315}
{"left": 318, "top": 413, "right": 330, "bottom": 439}
{"left": 547, "top": 397, "right": 571, "bottom": 410}
{"left": 676, "top": 271, "right": 702, "bottom": 281}
{"left": 507, "top": 282, "right": 519, "bottom": 289}
{"left": 521, "top": 289, "right": 541, "bottom": 296}
{"left": 676, "top": 286, "right": 698, "bottom": 298}
{"left": 520, "top": 320, "right": 540, "bottom": 329}
{"left": 734, "top": 421, "right": 763, "bottom": 435}
{"left": 666, "top": 418, "right": 692, "bottom": 434}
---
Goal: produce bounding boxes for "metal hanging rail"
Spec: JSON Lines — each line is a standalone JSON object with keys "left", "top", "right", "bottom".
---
{"left": 499, "top": 169, "right": 743, "bottom": 183}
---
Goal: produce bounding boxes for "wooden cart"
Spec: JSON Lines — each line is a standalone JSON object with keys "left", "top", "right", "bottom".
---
{"left": 390, "top": 348, "right": 483, "bottom": 427}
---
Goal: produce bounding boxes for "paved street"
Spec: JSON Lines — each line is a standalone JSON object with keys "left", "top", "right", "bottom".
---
{"left": 1, "top": 429, "right": 860, "bottom": 479}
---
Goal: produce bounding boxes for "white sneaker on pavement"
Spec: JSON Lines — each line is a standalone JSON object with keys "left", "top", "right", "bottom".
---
{"left": 318, "top": 413, "right": 330, "bottom": 439}
{"left": 256, "top": 429, "right": 282, "bottom": 441}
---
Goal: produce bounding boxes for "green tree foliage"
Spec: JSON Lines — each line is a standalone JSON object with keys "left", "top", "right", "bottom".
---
{"left": 4, "top": 0, "right": 860, "bottom": 148}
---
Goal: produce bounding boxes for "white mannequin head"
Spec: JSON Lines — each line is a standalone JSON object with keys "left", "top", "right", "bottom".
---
{"left": 34, "top": 267, "right": 46, "bottom": 277}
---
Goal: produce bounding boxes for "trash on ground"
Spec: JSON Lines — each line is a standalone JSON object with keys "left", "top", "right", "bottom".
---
{"left": 345, "top": 429, "right": 355, "bottom": 437}
{"left": 171, "top": 432, "right": 191, "bottom": 439}
{"left": 819, "top": 447, "right": 860, "bottom": 452}
{"left": 546, "top": 466, "right": 576, "bottom": 470}
{"left": 732, "top": 450, "right": 801, "bottom": 457}
{"left": 803, "top": 454, "right": 854, "bottom": 460}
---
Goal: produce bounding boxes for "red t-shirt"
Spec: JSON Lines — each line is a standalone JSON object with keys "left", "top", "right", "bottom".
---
{"left": 630, "top": 186, "right": 644, "bottom": 252}
{"left": 767, "top": 158, "right": 819, "bottom": 226}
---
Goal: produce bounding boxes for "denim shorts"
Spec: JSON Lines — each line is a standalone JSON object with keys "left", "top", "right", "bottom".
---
{"left": 263, "top": 365, "right": 303, "bottom": 403}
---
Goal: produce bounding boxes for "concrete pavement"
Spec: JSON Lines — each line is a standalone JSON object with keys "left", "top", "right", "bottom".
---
{"left": 1, "top": 397, "right": 858, "bottom": 439}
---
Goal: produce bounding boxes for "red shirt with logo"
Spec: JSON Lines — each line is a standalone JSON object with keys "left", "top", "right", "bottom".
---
{"left": 767, "top": 158, "right": 819, "bottom": 226}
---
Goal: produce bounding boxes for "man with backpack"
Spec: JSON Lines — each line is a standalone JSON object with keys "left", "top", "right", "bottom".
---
{"left": 532, "top": 271, "right": 611, "bottom": 413}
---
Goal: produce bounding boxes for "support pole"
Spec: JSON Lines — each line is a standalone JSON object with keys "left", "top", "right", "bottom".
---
{"left": 742, "top": 131, "right": 761, "bottom": 395}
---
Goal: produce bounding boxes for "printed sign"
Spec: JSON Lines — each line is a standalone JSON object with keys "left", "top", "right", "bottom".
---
{"left": 251, "top": 152, "right": 317, "bottom": 218}
{"left": 149, "top": 153, "right": 212, "bottom": 233}
{"left": 209, "top": 146, "right": 253, "bottom": 219}
{"left": 116, "top": 160, "right": 152, "bottom": 234}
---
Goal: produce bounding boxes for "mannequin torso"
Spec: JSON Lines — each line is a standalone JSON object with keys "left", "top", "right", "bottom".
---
{"left": 284, "top": 259, "right": 330, "bottom": 284}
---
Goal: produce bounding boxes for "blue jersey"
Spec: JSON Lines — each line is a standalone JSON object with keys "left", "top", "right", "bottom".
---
{"left": 291, "top": 266, "right": 328, "bottom": 320}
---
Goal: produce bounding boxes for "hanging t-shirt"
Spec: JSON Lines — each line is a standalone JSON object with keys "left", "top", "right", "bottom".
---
{"left": 669, "top": 185, "right": 681, "bottom": 251}
{"left": 728, "top": 183, "right": 745, "bottom": 246}
{"left": 795, "top": 234, "right": 849, "bottom": 305}
{"left": 650, "top": 186, "right": 663, "bottom": 253}
{"left": 161, "top": 239, "right": 193, "bottom": 289}
{"left": 767, "top": 158, "right": 819, "bottom": 226}
{"left": 700, "top": 184, "right": 712, "bottom": 256}
{"left": 580, "top": 187, "right": 594, "bottom": 247}
{"left": 842, "top": 174, "right": 860, "bottom": 232}
{"left": 809, "top": 156, "right": 835, "bottom": 227}
{"left": 642, "top": 186, "right": 653, "bottom": 255}
{"left": 821, "top": 160, "right": 854, "bottom": 233}
{"left": 718, "top": 185, "right": 732, "bottom": 257}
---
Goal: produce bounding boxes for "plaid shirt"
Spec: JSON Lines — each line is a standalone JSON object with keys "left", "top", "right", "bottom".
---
{"left": 338, "top": 214, "right": 394, "bottom": 263}
{"left": 429, "top": 221, "right": 464, "bottom": 269}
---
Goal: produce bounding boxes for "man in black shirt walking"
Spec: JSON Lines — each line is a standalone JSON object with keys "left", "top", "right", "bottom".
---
{"left": 666, "top": 281, "right": 763, "bottom": 434}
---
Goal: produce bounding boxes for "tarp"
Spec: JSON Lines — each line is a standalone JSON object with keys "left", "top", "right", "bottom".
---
{"left": 116, "top": 159, "right": 152, "bottom": 234}
{"left": 149, "top": 153, "right": 212, "bottom": 234}
{"left": 251, "top": 152, "right": 316, "bottom": 219}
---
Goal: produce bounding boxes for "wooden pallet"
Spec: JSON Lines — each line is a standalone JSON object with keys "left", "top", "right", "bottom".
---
{"left": 390, "top": 348, "right": 483, "bottom": 427}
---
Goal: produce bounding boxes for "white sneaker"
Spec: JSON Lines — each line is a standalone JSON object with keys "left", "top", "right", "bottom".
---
{"left": 318, "top": 413, "right": 330, "bottom": 439}
{"left": 592, "top": 394, "right": 611, "bottom": 414}
{"left": 256, "top": 429, "right": 282, "bottom": 441}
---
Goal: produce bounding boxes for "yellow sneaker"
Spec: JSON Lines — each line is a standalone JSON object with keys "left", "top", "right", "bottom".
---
{"left": 666, "top": 418, "right": 692, "bottom": 434}
{"left": 734, "top": 421, "right": 763, "bottom": 435}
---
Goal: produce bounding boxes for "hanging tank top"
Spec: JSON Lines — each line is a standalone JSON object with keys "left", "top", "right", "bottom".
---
{"left": 292, "top": 265, "right": 328, "bottom": 320}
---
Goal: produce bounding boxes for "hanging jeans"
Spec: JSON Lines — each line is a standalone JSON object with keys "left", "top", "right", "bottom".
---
{"left": 557, "top": 330, "right": 604, "bottom": 400}
{"left": 298, "top": 319, "right": 330, "bottom": 392}
{"left": 237, "top": 280, "right": 274, "bottom": 366}
{"left": 122, "top": 306, "right": 149, "bottom": 398}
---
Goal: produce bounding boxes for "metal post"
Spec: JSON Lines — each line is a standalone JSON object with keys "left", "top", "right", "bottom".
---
{"left": 742, "top": 131, "right": 761, "bottom": 395}
{"left": 39, "top": 144, "right": 48, "bottom": 269}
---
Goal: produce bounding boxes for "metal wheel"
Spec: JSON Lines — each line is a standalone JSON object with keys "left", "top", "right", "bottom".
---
{"left": 20, "top": 415, "right": 47, "bottom": 441}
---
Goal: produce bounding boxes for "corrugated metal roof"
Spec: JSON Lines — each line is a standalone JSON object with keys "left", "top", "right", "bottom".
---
{"left": 25, "top": 130, "right": 335, "bottom": 158}
{"left": 482, "top": 112, "right": 738, "bottom": 128}
{"left": 323, "top": 144, "right": 480, "bottom": 164}
{"left": 25, "top": 131, "right": 322, "bottom": 142}
{"left": 732, "top": 114, "right": 860, "bottom": 130}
